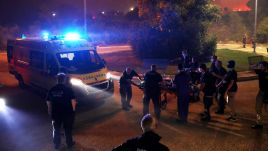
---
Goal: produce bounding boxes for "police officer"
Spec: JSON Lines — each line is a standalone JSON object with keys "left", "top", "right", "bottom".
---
{"left": 252, "top": 61, "right": 268, "bottom": 129}
{"left": 112, "top": 114, "right": 169, "bottom": 151}
{"left": 199, "top": 64, "right": 216, "bottom": 121}
{"left": 212, "top": 60, "right": 227, "bottom": 114}
{"left": 173, "top": 64, "right": 191, "bottom": 123}
{"left": 46, "top": 73, "right": 77, "bottom": 149}
{"left": 143, "top": 65, "right": 163, "bottom": 120}
{"left": 119, "top": 67, "right": 142, "bottom": 110}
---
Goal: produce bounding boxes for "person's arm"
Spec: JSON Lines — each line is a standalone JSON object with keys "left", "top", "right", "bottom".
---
{"left": 46, "top": 91, "right": 52, "bottom": 116}
{"left": 71, "top": 99, "right": 77, "bottom": 111}
{"left": 46, "top": 101, "right": 52, "bottom": 116}
{"left": 226, "top": 80, "right": 234, "bottom": 93}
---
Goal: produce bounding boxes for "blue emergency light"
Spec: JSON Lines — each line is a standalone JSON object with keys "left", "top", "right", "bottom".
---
{"left": 64, "top": 32, "right": 81, "bottom": 41}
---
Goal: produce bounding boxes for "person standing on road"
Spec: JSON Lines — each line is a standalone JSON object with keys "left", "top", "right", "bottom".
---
{"left": 46, "top": 73, "right": 77, "bottom": 149}
{"left": 111, "top": 114, "right": 169, "bottom": 151}
{"left": 199, "top": 64, "right": 216, "bottom": 121}
{"left": 119, "top": 67, "right": 142, "bottom": 110}
{"left": 252, "top": 61, "right": 268, "bottom": 129}
{"left": 221, "top": 60, "right": 238, "bottom": 121}
{"left": 209, "top": 55, "right": 218, "bottom": 73}
{"left": 173, "top": 64, "right": 191, "bottom": 123}
{"left": 242, "top": 34, "right": 247, "bottom": 48}
{"left": 212, "top": 60, "right": 227, "bottom": 115}
{"left": 143, "top": 65, "right": 163, "bottom": 120}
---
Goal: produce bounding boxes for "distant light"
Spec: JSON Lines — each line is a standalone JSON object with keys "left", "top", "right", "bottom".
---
{"left": 130, "top": 7, "right": 134, "bottom": 11}
{"left": 21, "top": 34, "right": 26, "bottom": 39}
{"left": 101, "top": 11, "right": 105, "bottom": 15}
{"left": 70, "top": 78, "right": 84, "bottom": 86}
{"left": 0, "top": 98, "right": 6, "bottom": 111}
{"left": 64, "top": 32, "right": 81, "bottom": 41}
{"left": 52, "top": 12, "right": 56, "bottom": 17}
{"left": 42, "top": 32, "right": 49, "bottom": 40}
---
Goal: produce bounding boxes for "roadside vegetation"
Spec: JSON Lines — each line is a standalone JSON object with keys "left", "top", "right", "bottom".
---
{"left": 216, "top": 48, "right": 268, "bottom": 71}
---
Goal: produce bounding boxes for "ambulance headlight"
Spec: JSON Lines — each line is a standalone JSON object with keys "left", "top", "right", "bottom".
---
{"left": 106, "top": 72, "right": 111, "bottom": 79}
{"left": 0, "top": 98, "right": 6, "bottom": 111}
{"left": 70, "top": 78, "right": 84, "bottom": 86}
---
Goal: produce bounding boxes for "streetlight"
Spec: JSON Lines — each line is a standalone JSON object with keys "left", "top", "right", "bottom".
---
{"left": 253, "top": 0, "right": 258, "bottom": 53}
{"left": 84, "top": 0, "right": 87, "bottom": 35}
{"left": 254, "top": 0, "right": 258, "bottom": 39}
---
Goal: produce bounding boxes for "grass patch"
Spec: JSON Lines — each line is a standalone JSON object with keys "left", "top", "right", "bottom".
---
{"left": 215, "top": 49, "right": 268, "bottom": 71}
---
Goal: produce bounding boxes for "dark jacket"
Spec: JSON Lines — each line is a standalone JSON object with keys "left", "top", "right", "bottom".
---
{"left": 112, "top": 131, "right": 169, "bottom": 151}
{"left": 144, "top": 71, "right": 163, "bottom": 95}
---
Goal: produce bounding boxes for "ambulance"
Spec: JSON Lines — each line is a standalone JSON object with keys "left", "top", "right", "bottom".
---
{"left": 6, "top": 33, "right": 114, "bottom": 99}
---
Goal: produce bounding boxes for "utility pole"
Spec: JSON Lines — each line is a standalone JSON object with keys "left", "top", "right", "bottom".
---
{"left": 84, "top": 0, "right": 87, "bottom": 36}
{"left": 253, "top": 0, "right": 258, "bottom": 53}
{"left": 254, "top": 0, "right": 258, "bottom": 39}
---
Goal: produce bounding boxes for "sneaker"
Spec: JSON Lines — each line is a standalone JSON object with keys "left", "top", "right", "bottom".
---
{"left": 201, "top": 116, "right": 211, "bottom": 121}
{"left": 215, "top": 110, "right": 224, "bottom": 115}
{"left": 226, "top": 116, "right": 237, "bottom": 122}
{"left": 67, "top": 141, "right": 75, "bottom": 148}
{"left": 54, "top": 144, "right": 60, "bottom": 150}
{"left": 251, "top": 124, "right": 263, "bottom": 129}
{"left": 128, "top": 104, "right": 133, "bottom": 108}
{"left": 122, "top": 106, "right": 129, "bottom": 111}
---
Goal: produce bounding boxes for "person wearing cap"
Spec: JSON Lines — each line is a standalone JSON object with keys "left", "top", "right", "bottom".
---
{"left": 252, "top": 61, "right": 268, "bottom": 129}
{"left": 119, "top": 67, "right": 142, "bottom": 110}
{"left": 46, "top": 73, "right": 77, "bottom": 149}
{"left": 212, "top": 60, "right": 227, "bottom": 115}
{"left": 173, "top": 64, "right": 191, "bottom": 123}
{"left": 111, "top": 114, "right": 169, "bottom": 151}
{"left": 217, "top": 60, "right": 238, "bottom": 121}
{"left": 199, "top": 64, "right": 216, "bottom": 121}
{"left": 143, "top": 65, "right": 163, "bottom": 119}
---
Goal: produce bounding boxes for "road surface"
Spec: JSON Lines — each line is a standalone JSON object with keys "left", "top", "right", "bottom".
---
{"left": 0, "top": 46, "right": 268, "bottom": 151}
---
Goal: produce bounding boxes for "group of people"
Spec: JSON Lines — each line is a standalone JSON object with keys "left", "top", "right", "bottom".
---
{"left": 119, "top": 54, "right": 238, "bottom": 123}
{"left": 45, "top": 52, "right": 268, "bottom": 150}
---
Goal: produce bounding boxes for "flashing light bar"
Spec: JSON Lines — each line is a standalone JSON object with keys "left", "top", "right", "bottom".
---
{"left": 64, "top": 33, "right": 81, "bottom": 41}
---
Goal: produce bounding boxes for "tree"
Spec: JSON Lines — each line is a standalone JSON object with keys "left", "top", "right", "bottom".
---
{"left": 131, "top": 0, "right": 220, "bottom": 61}
{"left": 256, "top": 17, "right": 268, "bottom": 43}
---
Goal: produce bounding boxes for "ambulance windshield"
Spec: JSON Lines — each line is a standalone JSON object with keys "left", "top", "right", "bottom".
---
{"left": 57, "top": 50, "right": 105, "bottom": 74}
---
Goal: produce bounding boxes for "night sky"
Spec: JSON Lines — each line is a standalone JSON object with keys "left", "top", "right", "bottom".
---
{"left": 0, "top": 0, "right": 136, "bottom": 26}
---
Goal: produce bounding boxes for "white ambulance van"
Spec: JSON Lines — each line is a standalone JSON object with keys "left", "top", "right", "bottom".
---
{"left": 6, "top": 33, "right": 114, "bottom": 99}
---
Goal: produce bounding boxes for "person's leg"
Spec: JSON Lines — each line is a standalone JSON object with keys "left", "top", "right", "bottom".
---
{"left": 216, "top": 91, "right": 225, "bottom": 114}
{"left": 63, "top": 114, "right": 75, "bottom": 147}
{"left": 52, "top": 119, "right": 62, "bottom": 148}
{"left": 227, "top": 92, "right": 237, "bottom": 118}
{"left": 120, "top": 88, "right": 127, "bottom": 109}
{"left": 152, "top": 94, "right": 161, "bottom": 120}
{"left": 256, "top": 91, "right": 264, "bottom": 125}
{"left": 202, "top": 96, "right": 213, "bottom": 121}
{"left": 143, "top": 94, "right": 150, "bottom": 116}
{"left": 179, "top": 95, "right": 190, "bottom": 122}
{"left": 126, "top": 87, "right": 133, "bottom": 107}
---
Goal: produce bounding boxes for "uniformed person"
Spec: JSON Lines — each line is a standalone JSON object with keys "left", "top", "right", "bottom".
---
{"left": 252, "top": 61, "right": 268, "bottom": 129}
{"left": 173, "top": 64, "right": 191, "bottom": 123}
{"left": 119, "top": 67, "right": 142, "bottom": 110}
{"left": 46, "top": 73, "right": 77, "bottom": 149}
{"left": 199, "top": 64, "right": 216, "bottom": 121}
{"left": 143, "top": 65, "right": 163, "bottom": 119}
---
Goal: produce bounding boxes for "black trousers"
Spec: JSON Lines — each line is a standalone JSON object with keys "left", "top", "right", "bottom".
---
{"left": 203, "top": 95, "right": 213, "bottom": 117}
{"left": 143, "top": 93, "right": 161, "bottom": 119}
{"left": 52, "top": 114, "right": 74, "bottom": 146}
{"left": 120, "top": 86, "right": 132, "bottom": 107}
{"left": 216, "top": 90, "right": 226, "bottom": 112}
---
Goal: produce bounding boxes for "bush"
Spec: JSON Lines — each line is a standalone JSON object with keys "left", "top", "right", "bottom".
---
{"left": 256, "top": 17, "right": 268, "bottom": 43}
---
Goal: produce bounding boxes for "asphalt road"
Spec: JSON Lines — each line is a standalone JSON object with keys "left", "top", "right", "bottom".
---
{"left": 1, "top": 47, "right": 268, "bottom": 151}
